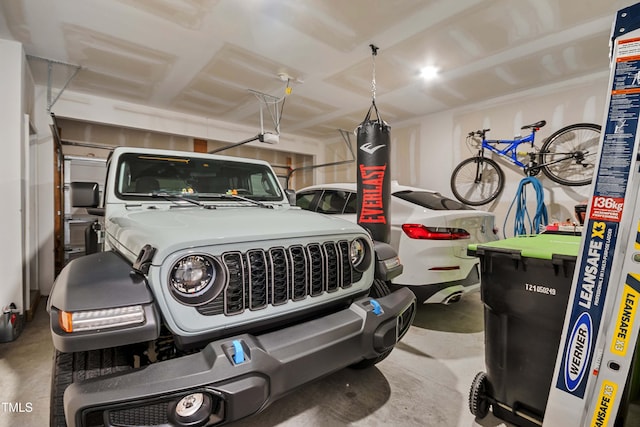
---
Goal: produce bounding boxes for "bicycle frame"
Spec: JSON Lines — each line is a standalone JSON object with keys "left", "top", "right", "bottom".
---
{"left": 453, "top": 121, "right": 601, "bottom": 206}
{"left": 477, "top": 132, "right": 536, "bottom": 170}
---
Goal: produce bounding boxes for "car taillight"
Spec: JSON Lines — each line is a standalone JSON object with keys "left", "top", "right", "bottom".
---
{"left": 401, "top": 224, "right": 470, "bottom": 240}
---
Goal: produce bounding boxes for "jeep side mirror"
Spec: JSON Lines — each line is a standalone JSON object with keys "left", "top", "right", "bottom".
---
{"left": 71, "top": 182, "right": 100, "bottom": 208}
{"left": 284, "top": 189, "right": 296, "bottom": 205}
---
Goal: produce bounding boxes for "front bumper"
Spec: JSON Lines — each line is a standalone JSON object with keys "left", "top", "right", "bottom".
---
{"left": 65, "top": 287, "right": 416, "bottom": 427}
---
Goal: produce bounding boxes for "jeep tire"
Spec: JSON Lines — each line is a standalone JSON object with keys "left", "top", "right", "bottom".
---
{"left": 50, "top": 348, "right": 134, "bottom": 427}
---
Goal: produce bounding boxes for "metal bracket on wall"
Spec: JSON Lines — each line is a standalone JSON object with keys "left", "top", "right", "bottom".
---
{"left": 26, "top": 55, "right": 81, "bottom": 112}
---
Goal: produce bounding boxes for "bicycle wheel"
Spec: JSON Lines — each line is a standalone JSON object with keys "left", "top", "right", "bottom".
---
{"left": 540, "top": 123, "right": 601, "bottom": 186}
{"left": 450, "top": 156, "right": 504, "bottom": 206}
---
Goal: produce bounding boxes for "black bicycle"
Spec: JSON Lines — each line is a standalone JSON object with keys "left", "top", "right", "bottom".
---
{"left": 450, "top": 121, "right": 601, "bottom": 206}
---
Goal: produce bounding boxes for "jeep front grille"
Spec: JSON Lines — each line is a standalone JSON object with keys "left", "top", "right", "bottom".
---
{"left": 308, "top": 244, "right": 323, "bottom": 296}
{"left": 196, "top": 240, "right": 363, "bottom": 316}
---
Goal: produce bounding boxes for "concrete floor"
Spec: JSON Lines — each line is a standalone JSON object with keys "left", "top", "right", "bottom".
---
{"left": 0, "top": 298, "right": 52, "bottom": 427}
{"left": 0, "top": 293, "right": 637, "bottom": 427}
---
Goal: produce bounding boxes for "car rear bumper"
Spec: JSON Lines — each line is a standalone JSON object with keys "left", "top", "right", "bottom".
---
{"left": 394, "top": 244, "right": 481, "bottom": 287}
{"left": 392, "top": 262, "right": 480, "bottom": 304}
{"left": 64, "top": 287, "right": 416, "bottom": 427}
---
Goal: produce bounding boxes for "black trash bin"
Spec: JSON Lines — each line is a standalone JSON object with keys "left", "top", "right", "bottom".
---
{"left": 467, "top": 234, "right": 579, "bottom": 427}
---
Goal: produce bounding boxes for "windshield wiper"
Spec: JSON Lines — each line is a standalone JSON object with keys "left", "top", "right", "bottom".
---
{"left": 206, "top": 193, "right": 273, "bottom": 209}
{"left": 151, "top": 192, "right": 216, "bottom": 209}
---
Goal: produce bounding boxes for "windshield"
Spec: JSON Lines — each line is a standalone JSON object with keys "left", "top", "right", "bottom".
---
{"left": 115, "top": 153, "right": 283, "bottom": 202}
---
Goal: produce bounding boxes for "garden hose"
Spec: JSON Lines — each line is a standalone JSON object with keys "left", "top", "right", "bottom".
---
{"left": 503, "top": 176, "right": 548, "bottom": 238}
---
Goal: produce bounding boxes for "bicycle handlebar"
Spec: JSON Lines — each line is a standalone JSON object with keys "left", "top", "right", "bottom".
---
{"left": 468, "top": 129, "right": 490, "bottom": 137}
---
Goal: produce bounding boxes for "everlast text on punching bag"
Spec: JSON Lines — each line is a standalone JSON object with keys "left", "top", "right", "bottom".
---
{"left": 357, "top": 102, "right": 391, "bottom": 244}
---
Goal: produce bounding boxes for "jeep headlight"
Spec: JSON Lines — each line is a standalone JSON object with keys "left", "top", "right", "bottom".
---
{"left": 350, "top": 238, "right": 371, "bottom": 272}
{"left": 58, "top": 305, "right": 145, "bottom": 333}
{"left": 169, "top": 255, "right": 225, "bottom": 305}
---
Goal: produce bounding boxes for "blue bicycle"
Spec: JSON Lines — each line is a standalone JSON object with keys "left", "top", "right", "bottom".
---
{"left": 450, "top": 120, "right": 601, "bottom": 206}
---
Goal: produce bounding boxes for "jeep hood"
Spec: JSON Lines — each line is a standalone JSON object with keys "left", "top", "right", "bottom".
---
{"left": 106, "top": 207, "right": 366, "bottom": 262}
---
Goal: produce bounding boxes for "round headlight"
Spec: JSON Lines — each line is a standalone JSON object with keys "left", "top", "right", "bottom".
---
{"left": 171, "top": 255, "right": 214, "bottom": 294}
{"left": 169, "top": 255, "right": 224, "bottom": 305}
{"left": 350, "top": 238, "right": 367, "bottom": 270}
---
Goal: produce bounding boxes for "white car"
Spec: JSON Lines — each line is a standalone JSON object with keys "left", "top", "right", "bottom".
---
{"left": 296, "top": 182, "right": 499, "bottom": 304}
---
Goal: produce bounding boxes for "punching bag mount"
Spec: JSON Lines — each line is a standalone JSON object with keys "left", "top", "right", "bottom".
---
{"left": 369, "top": 44, "right": 380, "bottom": 105}
{"left": 364, "top": 43, "right": 384, "bottom": 126}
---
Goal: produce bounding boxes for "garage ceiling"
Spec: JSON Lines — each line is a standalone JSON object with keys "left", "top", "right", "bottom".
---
{"left": 0, "top": 0, "right": 630, "bottom": 139}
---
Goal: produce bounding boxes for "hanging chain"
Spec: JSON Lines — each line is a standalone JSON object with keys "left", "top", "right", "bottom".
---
{"left": 371, "top": 55, "right": 376, "bottom": 102}
{"left": 369, "top": 44, "right": 379, "bottom": 102}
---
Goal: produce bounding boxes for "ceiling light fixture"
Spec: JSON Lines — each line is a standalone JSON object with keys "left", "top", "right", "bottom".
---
{"left": 278, "top": 72, "right": 292, "bottom": 82}
{"left": 277, "top": 72, "right": 304, "bottom": 84}
{"left": 420, "top": 66, "right": 439, "bottom": 80}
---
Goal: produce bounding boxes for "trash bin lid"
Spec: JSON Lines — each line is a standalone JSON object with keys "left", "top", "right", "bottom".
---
{"left": 468, "top": 234, "right": 580, "bottom": 259}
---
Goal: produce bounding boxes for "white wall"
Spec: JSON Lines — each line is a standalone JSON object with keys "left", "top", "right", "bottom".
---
{"left": 53, "top": 91, "right": 324, "bottom": 159}
{"left": 14, "top": 52, "right": 613, "bottom": 297}
{"left": 397, "top": 71, "right": 610, "bottom": 238}
{"left": 0, "top": 39, "right": 25, "bottom": 311}
{"left": 303, "top": 70, "right": 610, "bottom": 240}
{"left": 49, "top": 72, "right": 612, "bottom": 264}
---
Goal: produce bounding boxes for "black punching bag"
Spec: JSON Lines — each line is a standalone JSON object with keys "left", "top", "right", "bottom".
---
{"left": 356, "top": 102, "right": 391, "bottom": 243}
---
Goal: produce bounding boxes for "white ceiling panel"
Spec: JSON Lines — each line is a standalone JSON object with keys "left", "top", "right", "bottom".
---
{"left": 0, "top": 0, "right": 633, "bottom": 138}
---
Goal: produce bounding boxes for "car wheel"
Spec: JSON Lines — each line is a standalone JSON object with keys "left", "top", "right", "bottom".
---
{"left": 50, "top": 348, "right": 134, "bottom": 427}
{"left": 350, "top": 279, "right": 394, "bottom": 369}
